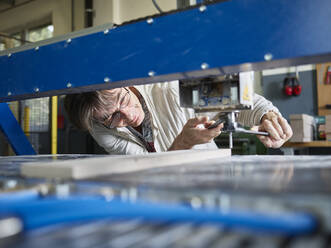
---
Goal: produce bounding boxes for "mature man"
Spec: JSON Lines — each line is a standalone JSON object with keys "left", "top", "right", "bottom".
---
{"left": 64, "top": 81, "right": 292, "bottom": 155}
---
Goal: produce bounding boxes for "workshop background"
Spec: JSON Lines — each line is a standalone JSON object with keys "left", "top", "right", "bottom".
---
{"left": 1, "top": 1, "right": 331, "bottom": 247}
{"left": 0, "top": 0, "right": 331, "bottom": 156}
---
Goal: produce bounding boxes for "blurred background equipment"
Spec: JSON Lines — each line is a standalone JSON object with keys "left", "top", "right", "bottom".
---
{"left": 1, "top": 0, "right": 331, "bottom": 247}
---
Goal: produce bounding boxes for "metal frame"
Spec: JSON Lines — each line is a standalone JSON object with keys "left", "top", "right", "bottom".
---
{"left": 0, "top": 103, "right": 36, "bottom": 155}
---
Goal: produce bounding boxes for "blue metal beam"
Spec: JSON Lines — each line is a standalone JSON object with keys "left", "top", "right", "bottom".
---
{"left": 1, "top": 0, "right": 331, "bottom": 102}
{"left": 0, "top": 103, "right": 36, "bottom": 155}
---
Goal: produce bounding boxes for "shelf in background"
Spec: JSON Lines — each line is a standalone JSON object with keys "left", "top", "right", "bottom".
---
{"left": 316, "top": 63, "right": 331, "bottom": 116}
{"left": 284, "top": 141, "right": 331, "bottom": 148}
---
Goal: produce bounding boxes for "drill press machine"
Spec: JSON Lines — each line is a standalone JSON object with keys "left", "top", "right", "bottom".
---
{"left": 179, "top": 71, "right": 269, "bottom": 149}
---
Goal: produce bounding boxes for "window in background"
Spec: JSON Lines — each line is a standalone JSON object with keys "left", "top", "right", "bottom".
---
{"left": 0, "top": 33, "right": 22, "bottom": 51}
{"left": 27, "top": 24, "right": 53, "bottom": 42}
{"left": 22, "top": 98, "right": 50, "bottom": 153}
{"left": 12, "top": 33, "right": 22, "bottom": 48}
{"left": 177, "top": 0, "right": 196, "bottom": 8}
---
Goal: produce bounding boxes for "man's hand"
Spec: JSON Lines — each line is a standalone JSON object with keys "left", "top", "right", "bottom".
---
{"left": 257, "top": 111, "right": 293, "bottom": 148}
{"left": 169, "top": 116, "right": 223, "bottom": 150}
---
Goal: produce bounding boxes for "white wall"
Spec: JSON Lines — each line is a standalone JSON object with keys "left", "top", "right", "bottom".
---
{"left": 1, "top": 0, "right": 178, "bottom": 35}
{"left": 117, "top": 0, "right": 176, "bottom": 24}
{"left": 0, "top": 0, "right": 85, "bottom": 36}
{"left": 93, "top": 0, "right": 177, "bottom": 26}
{"left": 93, "top": 0, "right": 116, "bottom": 26}
{"left": 73, "top": 0, "right": 85, "bottom": 31}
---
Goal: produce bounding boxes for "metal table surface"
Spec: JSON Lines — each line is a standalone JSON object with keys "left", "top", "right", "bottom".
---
{"left": 0, "top": 155, "right": 330, "bottom": 248}
{"left": 89, "top": 155, "right": 331, "bottom": 194}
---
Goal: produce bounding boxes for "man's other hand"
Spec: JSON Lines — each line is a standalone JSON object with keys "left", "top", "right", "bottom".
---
{"left": 169, "top": 116, "right": 223, "bottom": 150}
{"left": 257, "top": 111, "right": 293, "bottom": 148}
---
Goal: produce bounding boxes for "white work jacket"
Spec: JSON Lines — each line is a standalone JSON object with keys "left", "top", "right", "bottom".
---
{"left": 90, "top": 81, "right": 279, "bottom": 155}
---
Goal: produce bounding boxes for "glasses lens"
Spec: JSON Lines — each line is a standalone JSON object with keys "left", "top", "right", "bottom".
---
{"left": 108, "top": 111, "right": 122, "bottom": 128}
{"left": 101, "top": 88, "right": 131, "bottom": 128}
{"left": 120, "top": 88, "right": 130, "bottom": 109}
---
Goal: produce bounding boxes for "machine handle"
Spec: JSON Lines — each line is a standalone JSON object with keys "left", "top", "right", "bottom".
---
{"left": 208, "top": 121, "right": 269, "bottom": 136}
{"left": 235, "top": 128, "right": 269, "bottom": 136}
{"left": 207, "top": 118, "right": 226, "bottom": 129}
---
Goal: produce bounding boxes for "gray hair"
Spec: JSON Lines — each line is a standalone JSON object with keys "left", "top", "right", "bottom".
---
{"left": 64, "top": 90, "right": 119, "bottom": 131}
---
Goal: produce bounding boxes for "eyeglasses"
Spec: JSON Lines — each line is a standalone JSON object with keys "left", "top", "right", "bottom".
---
{"left": 101, "top": 88, "right": 131, "bottom": 128}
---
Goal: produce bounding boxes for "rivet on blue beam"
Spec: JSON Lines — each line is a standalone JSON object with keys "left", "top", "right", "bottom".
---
{"left": 199, "top": 5, "right": 207, "bottom": 12}
{"left": 146, "top": 18, "right": 154, "bottom": 24}
{"left": 201, "top": 63, "right": 209, "bottom": 70}
{"left": 148, "top": 71, "right": 156, "bottom": 77}
{"left": 264, "top": 53, "right": 273, "bottom": 61}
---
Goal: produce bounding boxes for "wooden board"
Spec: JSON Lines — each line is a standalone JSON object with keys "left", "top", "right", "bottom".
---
{"left": 316, "top": 63, "right": 331, "bottom": 116}
{"left": 21, "top": 149, "right": 231, "bottom": 180}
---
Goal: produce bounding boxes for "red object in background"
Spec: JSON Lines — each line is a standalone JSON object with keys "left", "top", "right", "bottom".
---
{"left": 283, "top": 76, "right": 301, "bottom": 96}
{"left": 326, "top": 66, "right": 331, "bottom": 84}
{"left": 57, "top": 106, "right": 65, "bottom": 129}
{"left": 319, "top": 131, "right": 326, "bottom": 140}
{"left": 283, "top": 77, "right": 293, "bottom": 96}
{"left": 293, "top": 84, "right": 302, "bottom": 96}
{"left": 292, "top": 77, "right": 302, "bottom": 96}
{"left": 58, "top": 115, "right": 64, "bottom": 129}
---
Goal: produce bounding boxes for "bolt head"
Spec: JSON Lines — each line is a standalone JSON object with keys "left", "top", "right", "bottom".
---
{"left": 104, "top": 77, "right": 110, "bottom": 83}
{"left": 104, "top": 29, "right": 109, "bottom": 34}
{"left": 7, "top": 53, "right": 12, "bottom": 57}
{"left": 148, "top": 71, "right": 155, "bottom": 77}
{"left": 66, "top": 38, "right": 72, "bottom": 43}
{"left": 34, "top": 88, "right": 39, "bottom": 92}
{"left": 7, "top": 92, "right": 12, "bottom": 96}
{"left": 264, "top": 53, "right": 273, "bottom": 61}
{"left": 201, "top": 63, "right": 209, "bottom": 70}
{"left": 190, "top": 196, "right": 202, "bottom": 209}
{"left": 38, "top": 184, "right": 49, "bottom": 196}
{"left": 67, "top": 83, "right": 72, "bottom": 88}
{"left": 147, "top": 18, "right": 154, "bottom": 24}
{"left": 55, "top": 184, "right": 70, "bottom": 197}
{"left": 199, "top": 5, "right": 207, "bottom": 12}
{"left": 35, "top": 46, "right": 39, "bottom": 51}
{"left": 5, "top": 180, "right": 17, "bottom": 189}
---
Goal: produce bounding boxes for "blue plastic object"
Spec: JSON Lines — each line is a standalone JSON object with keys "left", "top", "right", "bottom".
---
{"left": 0, "top": 194, "right": 317, "bottom": 236}
{"left": 0, "top": 189, "right": 39, "bottom": 202}
{"left": 0, "top": 103, "right": 36, "bottom": 155}
{"left": 1, "top": 0, "right": 331, "bottom": 101}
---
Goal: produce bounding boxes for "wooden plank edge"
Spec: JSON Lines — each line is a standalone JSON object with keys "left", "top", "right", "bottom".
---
{"left": 21, "top": 149, "right": 231, "bottom": 180}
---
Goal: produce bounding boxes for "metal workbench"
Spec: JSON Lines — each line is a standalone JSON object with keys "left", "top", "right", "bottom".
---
{"left": 0, "top": 155, "right": 330, "bottom": 247}
{"left": 1, "top": 0, "right": 331, "bottom": 246}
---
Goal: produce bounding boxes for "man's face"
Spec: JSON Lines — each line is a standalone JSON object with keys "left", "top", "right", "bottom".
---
{"left": 94, "top": 87, "right": 145, "bottom": 128}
